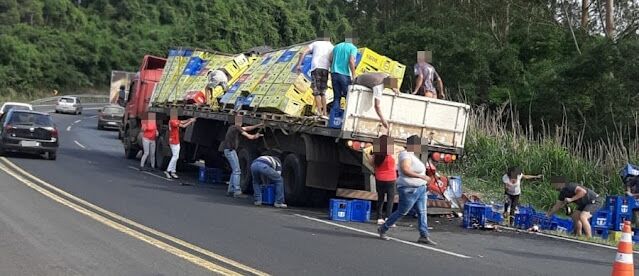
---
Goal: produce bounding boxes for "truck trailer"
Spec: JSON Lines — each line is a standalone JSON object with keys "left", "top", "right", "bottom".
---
{"left": 121, "top": 44, "right": 470, "bottom": 206}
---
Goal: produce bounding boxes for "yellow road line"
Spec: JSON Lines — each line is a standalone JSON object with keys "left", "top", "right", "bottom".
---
{"left": 0, "top": 157, "right": 270, "bottom": 276}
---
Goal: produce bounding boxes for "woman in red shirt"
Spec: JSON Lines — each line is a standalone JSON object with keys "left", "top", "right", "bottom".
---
{"left": 368, "top": 135, "right": 398, "bottom": 225}
{"left": 140, "top": 112, "right": 158, "bottom": 171}
{"left": 164, "top": 110, "right": 196, "bottom": 179}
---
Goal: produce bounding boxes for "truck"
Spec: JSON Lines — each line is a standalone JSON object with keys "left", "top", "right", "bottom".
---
{"left": 121, "top": 45, "right": 470, "bottom": 207}
{"left": 109, "top": 71, "right": 137, "bottom": 105}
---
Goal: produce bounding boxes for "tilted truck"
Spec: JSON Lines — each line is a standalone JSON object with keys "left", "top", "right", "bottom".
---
{"left": 121, "top": 43, "right": 470, "bottom": 206}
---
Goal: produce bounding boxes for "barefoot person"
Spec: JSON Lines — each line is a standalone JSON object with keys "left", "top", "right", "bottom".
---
{"left": 296, "top": 36, "right": 334, "bottom": 118}
{"left": 546, "top": 176, "right": 602, "bottom": 238}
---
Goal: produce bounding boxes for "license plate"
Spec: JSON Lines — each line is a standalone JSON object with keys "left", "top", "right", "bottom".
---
{"left": 21, "top": 141, "right": 40, "bottom": 147}
{"left": 107, "top": 122, "right": 117, "bottom": 125}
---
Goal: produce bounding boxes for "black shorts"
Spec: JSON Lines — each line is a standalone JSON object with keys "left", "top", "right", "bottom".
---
{"left": 311, "top": 69, "right": 329, "bottom": 96}
{"left": 577, "top": 197, "right": 602, "bottom": 213}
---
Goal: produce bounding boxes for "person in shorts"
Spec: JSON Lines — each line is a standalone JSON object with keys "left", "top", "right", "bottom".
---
{"left": 296, "top": 36, "right": 334, "bottom": 118}
{"left": 546, "top": 176, "right": 602, "bottom": 238}
{"left": 353, "top": 72, "right": 399, "bottom": 132}
{"left": 412, "top": 51, "right": 444, "bottom": 99}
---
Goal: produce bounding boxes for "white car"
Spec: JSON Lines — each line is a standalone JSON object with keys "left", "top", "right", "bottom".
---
{"left": 0, "top": 102, "right": 33, "bottom": 116}
{"left": 55, "top": 96, "right": 83, "bottom": 115}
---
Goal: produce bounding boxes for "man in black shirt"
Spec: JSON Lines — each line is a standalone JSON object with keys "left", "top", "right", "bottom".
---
{"left": 546, "top": 176, "right": 602, "bottom": 238}
{"left": 219, "top": 114, "right": 263, "bottom": 197}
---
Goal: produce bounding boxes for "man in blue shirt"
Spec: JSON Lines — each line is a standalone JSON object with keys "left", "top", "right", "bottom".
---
{"left": 329, "top": 37, "right": 358, "bottom": 111}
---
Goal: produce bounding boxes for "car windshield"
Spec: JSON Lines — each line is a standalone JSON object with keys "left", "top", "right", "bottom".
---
{"left": 2, "top": 105, "right": 29, "bottom": 113}
{"left": 8, "top": 112, "right": 53, "bottom": 127}
{"left": 59, "top": 98, "right": 75, "bottom": 103}
{"left": 103, "top": 107, "right": 124, "bottom": 115}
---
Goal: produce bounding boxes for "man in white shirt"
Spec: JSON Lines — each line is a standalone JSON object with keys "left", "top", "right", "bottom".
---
{"left": 205, "top": 69, "right": 230, "bottom": 104}
{"left": 296, "top": 36, "right": 334, "bottom": 118}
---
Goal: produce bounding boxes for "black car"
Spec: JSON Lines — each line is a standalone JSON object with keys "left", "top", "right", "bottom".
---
{"left": 0, "top": 110, "right": 59, "bottom": 160}
{"left": 97, "top": 105, "right": 124, "bottom": 130}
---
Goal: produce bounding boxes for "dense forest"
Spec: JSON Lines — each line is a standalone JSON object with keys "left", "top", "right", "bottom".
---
{"left": 0, "top": 0, "right": 637, "bottom": 140}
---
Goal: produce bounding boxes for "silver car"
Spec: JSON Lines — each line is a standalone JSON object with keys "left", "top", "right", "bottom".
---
{"left": 55, "top": 96, "right": 83, "bottom": 115}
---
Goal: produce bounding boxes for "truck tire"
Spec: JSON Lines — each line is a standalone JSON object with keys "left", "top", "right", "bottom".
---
{"left": 238, "top": 147, "right": 258, "bottom": 194}
{"left": 155, "top": 130, "right": 170, "bottom": 171}
{"left": 123, "top": 129, "right": 138, "bottom": 159}
{"left": 282, "top": 153, "right": 308, "bottom": 206}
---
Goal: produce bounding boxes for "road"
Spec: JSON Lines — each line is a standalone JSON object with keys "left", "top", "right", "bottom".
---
{"left": 0, "top": 108, "right": 635, "bottom": 275}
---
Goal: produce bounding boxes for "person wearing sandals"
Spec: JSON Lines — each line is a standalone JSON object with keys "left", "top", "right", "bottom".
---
{"left": 164, "top": 109, "right": 196, "bottom": 179}
{"left": 365, "top": 135, "right": 397, "bottom": 225}
{"left": 378, "top": 135, "right": 436, "bottom": 245}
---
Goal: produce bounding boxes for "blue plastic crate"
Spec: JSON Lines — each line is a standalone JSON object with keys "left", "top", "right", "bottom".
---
{"left": 350, "top": 200, "right": 371, "bottom": 222}
{"left": 328, "top": 108, "right": 344, "bottom": 129}
{"left": 329, "top": 199, "right": 351, "bottom": 221}
{"left": 553, "top": 217, "right": 574, "bottom": 233}
{"left": 612, "top": 215, "right": 632, "bottom": 231}
{"left": 488, "top": 211, "right": 504, "bottom": 224}
{"left": 594, "top": 227, "right": 610, "bottom": 239}
{"left": 261, "top": 185, "right": 276, "bottom": 205}
{"left": 463, "top": 203, "right": 492, "bottom": 228}
{"left": 591, "top": 210, "right": 612, "bottom": 228}
{"left": 605, "top": 195, "right": 636, "bottom": 217}
{"left": 198, "top": 166, "right": 208, "bottom": 183}
{"left": 530, "top": 213, "right": 558, "bottom": 230}
{"left": 514, "top": 213, "right": 532, "bottom": 229}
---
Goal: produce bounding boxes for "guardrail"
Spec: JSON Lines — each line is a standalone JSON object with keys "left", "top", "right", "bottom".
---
{"left": 30, "top": 95, "right": 111, "bottom": 106}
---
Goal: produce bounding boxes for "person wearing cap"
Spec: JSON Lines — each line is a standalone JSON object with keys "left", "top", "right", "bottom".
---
{"left": 205, "top": 68, "right": 230, "bottom": 103}
{"left": 378, "top": 135, "right": 436, "bottom": 245}
{"left": 251, "top": 155, "right": 287, "bottom": 208}
{"left": 546, "top": 176, "right": 602, "bottom": 238}
{"left": 353, "top": 72, "right": 399, "bottom": 133}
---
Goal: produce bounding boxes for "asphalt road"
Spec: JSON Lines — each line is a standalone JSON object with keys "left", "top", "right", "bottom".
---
{"left": 1, "top": 107, "right": 635, "bottom": 275}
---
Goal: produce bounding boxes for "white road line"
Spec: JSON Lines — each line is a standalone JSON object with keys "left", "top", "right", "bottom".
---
{"left": 502, "top": 227, "right": 639, "bottom": 253}
{"left": 294, "top": 214, "right": 471, "bottom": 259}
{"left": 66, "top": 126, "right": 71, "bottom": 131}
{"left": 74, "top": 140, "right": 86, "bottom": 149}
{"left": 74, "top": 120, "right": 82, "bottom": 124}
{"left": 89, "top": 115, "right": 98, "bottom": 118}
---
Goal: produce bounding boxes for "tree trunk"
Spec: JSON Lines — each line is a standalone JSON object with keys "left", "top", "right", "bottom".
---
{"left": 581, "top": 0, "right": 589, "bottom": 29}
{"left": 605, "top": 0, "right": 614, "bottom": 38}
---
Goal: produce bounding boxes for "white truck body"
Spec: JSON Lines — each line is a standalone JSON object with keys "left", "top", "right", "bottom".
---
{"left": 342, "top": 85, "right": 469, "bottom": 151}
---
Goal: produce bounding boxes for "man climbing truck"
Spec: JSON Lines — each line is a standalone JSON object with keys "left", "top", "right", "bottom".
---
{"left": 122, "top": 43, "right": 471, "bottom": 207}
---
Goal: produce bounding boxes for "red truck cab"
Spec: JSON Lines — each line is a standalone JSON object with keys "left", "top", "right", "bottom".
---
{"left": 121, "top": 55, "right": 166, "bottom": 159}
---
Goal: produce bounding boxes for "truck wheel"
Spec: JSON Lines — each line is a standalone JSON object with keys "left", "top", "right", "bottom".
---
{"left": 282, "top": 153, "right": 308, "bottom": 206}
{"left": 155, "top": 131, "right": 170, "bottom": 171}
{"left": 123, "top": 129, "right": 137, "bottom": 159}
{"left": 238, "top": 147, "right": 258, "bottom": 194}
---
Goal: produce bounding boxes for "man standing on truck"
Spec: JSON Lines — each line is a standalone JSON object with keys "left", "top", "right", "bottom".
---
{"left": 251, "top": 155, "right": 287, "bottom": 208}
{"left": 546, "top": 176, "right": 602, "bottom": 238}
{"left": 412, "top": 51, "right": 445, "bottom": 99}
{"left": 220, "top": 114, "right": 264, "bottom": 198}
{"left": 329, "top": 36, "right": 358, "bottom": 112}
{"left": 205, "top": 68, "right": 231, "bottom": 104}
{"left": 353, "top": 72, "right": 399, "bottom": 132}
{"left": 296, "top": 36, "right": 334, "bottom": 119}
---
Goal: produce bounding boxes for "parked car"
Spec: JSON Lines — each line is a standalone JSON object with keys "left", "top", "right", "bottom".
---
{"left": 0, "top": 110, "right": 59, "bottom": 160}
{"left": 55, "top": 96, "right": 83, "bottom": 115}
{"left": 97, "top": 104, "right": 124, "bottom": 130}
{"left": 0, "top": 102, "right": 33, "bottom": 117}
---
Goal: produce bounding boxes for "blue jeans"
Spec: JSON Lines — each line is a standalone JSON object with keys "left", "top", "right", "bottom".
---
{"left": 250, "top": 162, "right": 285, "bottom": 204}
{"left": 381, "top": 185, "right": 429, "bottom": 237}
{"left": 223, "top": 149, "right": 241, "bottom": 194}
{"left": 331, "top": 73, "right": 351, "bottom": 111}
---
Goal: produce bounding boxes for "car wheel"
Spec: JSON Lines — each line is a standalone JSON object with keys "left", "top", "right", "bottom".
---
{"left": 44, "top": 151, "right": 57, "bottom": 160}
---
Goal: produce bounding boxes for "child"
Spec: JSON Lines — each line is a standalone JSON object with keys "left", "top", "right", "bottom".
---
{"left": 503, "top": 167, "right": 543, "bottom": 223}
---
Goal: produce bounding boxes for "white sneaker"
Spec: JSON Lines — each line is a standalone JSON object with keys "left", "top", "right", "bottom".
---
{"left": 163, "top": 171, "right": 172, "bottom": 179}
{"left": 377, "top": 219, "right": 385, "bottom": 225}
{"left": 274, "top": 203, "right": 288, "bottom": 208}
{"left": 170, "top": 172, "right": 179, "bottom": 179}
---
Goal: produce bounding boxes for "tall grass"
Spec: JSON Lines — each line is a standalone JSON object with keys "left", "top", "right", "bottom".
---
{"left": 451, "top": 103, "right": 639, "bottom": 210}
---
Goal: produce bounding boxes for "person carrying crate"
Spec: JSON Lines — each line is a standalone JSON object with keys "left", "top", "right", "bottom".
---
{"left": 546, "top": 176, "right": 602, "bottom": 238}
{"left": 502, "top": 167, "right": 542, "bottom": 225}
